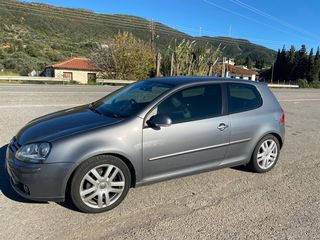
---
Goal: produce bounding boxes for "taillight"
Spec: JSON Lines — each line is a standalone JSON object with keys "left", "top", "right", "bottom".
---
{"left": 281, "top": 111, "right": 285, "bottom": 124}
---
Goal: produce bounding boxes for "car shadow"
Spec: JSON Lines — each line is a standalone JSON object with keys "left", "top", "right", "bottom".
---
{"left": 0, "top": 144, "right": 46, "bottom": 204}
{"left": 230, "top": 165, "right": 254, "bottom": 173}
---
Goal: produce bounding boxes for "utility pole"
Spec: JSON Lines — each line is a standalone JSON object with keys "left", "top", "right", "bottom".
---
{"left": 149, "top": 20, "right": 156, "bottom": 53}
{"left": 170, "top": 52, "right": 174, "bottom": 76}
{"left": 156, "top": 52, "right": 162, "bottom": 77}
{"left": 199, "top": 27, "right": 202, "bottom": 37}
{"left": 149, "top": 19, "right": 157, "bottom": 76}
{"left": 221, "top": 57, "right": 226, "bottom": 77}
{"left": 271, "top": 62, "right": 275, "bottom": 83}
{"left": 228, "top": 25, "right": 232, "bottom": 37}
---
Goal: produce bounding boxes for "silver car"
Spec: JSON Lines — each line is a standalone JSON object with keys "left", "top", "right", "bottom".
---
{"left": 6, "top": 77, "right": 285, "bottom": 213}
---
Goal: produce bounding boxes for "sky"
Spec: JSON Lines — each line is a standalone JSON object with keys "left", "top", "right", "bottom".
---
{"left": 22, "top": 0, "right": 320, "bottom": 51}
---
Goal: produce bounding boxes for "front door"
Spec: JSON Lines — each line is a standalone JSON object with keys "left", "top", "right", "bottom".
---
{"left": 142, "top": 83, "right": 230, "bottom": 181}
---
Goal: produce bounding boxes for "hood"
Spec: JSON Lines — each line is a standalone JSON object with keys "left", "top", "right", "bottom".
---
{"left": 16, "top": 105, "right": 123, "bottom": 145}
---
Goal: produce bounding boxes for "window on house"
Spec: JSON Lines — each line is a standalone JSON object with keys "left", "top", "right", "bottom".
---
{"left": 63, "top": 72, "right": 73, "bottom": 80}
{"left": 88, "top": 73, "right": 97, "bottom": 84}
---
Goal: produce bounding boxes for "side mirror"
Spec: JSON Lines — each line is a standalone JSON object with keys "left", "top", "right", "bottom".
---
{"left": 147, "top": 114, "right": 172, "bottom": 128}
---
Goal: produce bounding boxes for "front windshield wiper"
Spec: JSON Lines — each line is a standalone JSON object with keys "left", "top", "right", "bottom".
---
{"left": 88, "top": 103, "right": 102, "bottom": 115}
{"left": 89, "top": 103, "right": 124, "bottom": 119}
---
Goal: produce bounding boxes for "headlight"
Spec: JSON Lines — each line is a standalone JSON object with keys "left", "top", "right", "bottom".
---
{"left": 16, "top": 143, "right": 51, "bottom": 162}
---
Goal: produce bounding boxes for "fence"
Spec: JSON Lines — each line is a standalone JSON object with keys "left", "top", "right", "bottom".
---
{"left": 0, "top": 76, "right": 71, "bottom": 84}
{"left": 0, "top": 76, "right": 300, "bottom": 88}
{"left": 96, "top": 79, "right": 135, "bottom": 85}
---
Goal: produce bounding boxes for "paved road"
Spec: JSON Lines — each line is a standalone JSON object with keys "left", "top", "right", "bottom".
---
{"left": 0, "top": 84, "right": 320, "bottom": 240}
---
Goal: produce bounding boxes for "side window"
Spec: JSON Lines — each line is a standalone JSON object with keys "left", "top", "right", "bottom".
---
{"left": 228, "top": 83, "right": 262, "bottom": 113}
{"left": 154, "top": 84, "right": 222, "bottom": 124}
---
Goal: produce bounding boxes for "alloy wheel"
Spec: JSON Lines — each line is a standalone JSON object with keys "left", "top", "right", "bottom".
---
{"left": 79, "top": 164, "right": 125, "bottom": 209}
{"left": 257, "top": 139, "right": 278, "bottom": 170}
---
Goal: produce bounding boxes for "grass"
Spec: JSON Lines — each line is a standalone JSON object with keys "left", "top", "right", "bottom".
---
{"left": 0, "top": 71, "right": 20, "bottom": 76}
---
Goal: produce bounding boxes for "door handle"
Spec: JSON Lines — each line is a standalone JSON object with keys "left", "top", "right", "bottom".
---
{"left": 217, "top": 123, "right": 229, "bottom": 131}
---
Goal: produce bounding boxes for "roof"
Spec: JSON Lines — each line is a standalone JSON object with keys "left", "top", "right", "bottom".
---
{"left": 148, "top": 76, "right": 263, "bottom": 86}
{"left": 226, "top": 65, "right": 258, "bottom": 75}
{"left": 49, "top": 57, "right": 99, "bottom": 71}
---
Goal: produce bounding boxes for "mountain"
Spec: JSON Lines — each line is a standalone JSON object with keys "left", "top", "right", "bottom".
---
{"left": 0, "top": 0, "right": 276, "bottom": 75}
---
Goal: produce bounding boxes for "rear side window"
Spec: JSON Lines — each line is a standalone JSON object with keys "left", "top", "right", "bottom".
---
{"left": 228, "top": 83, "right": 262, "bottom": 113}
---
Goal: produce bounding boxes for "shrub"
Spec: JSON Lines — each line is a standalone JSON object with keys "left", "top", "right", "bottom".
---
{"left": 311, "top": 81, "right": 320, "bottom": 89}
{"left": 297, "top": 79, "right": 309, "bottom": 88}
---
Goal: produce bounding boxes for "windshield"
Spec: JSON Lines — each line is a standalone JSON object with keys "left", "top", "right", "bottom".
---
{"left": 91, "top": 81, "right": 173, "bottom": 118}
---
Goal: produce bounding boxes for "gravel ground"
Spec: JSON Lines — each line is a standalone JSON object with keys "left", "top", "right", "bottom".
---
{"left": 0, "top": 84, "right": 319, "bottom": 240}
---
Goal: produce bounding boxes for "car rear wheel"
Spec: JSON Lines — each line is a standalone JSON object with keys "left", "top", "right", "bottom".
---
{"left": 249, "top": 134, "right": 280, "bottom": 173}
{"left": 70, "top": 155, "right": 131, "bottom": 213}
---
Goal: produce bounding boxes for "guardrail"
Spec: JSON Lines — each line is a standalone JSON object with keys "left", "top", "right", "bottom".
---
{"left": 0, "top": 76, "right": 71, "bottom": 84}
{"left": 267, "top": 84, "right": 299, "bottom": 88}
{"left": 97, "top": 79, "right": 135, "bottom": 85}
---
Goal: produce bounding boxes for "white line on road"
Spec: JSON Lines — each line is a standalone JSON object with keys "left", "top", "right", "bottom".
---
{"left": 0, "top": 104, "right": 80, "bottom": 108}
{"left": 280, "top": 98, "right": 320, "bottom": 102}
{"left": 0, "top": 91, "right": 110, "bottom": 94}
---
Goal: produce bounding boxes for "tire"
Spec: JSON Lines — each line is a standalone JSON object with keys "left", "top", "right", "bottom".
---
{"left": 248, "top": 134, "right": 280, "bottom": 173}
{"left": 70, "top": 155, "right": 131, "bottom": 213}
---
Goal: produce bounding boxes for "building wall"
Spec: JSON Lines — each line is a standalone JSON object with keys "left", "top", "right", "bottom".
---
{"left": 54, "top": 69, "right": 99, "bottom": 84}
{"left": 228, "top": 73, "right": 256, "bottom": 81}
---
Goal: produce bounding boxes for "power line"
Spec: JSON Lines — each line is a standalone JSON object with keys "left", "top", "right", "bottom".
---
{"left": 0, "top": 1, "right": 281, "bottom": 49}
{"left": 202, "top": 0, "right": 316, "bottom": 44}
{"left": 230, "top": 0, "right": 320, "bottom": 41}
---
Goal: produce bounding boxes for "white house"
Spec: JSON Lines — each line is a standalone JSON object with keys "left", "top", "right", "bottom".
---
{"left": 225, "top": 64, "right": 258, "bottom": 81}
{"left": 42, "top": 57, "right": 99, "bottom": 84}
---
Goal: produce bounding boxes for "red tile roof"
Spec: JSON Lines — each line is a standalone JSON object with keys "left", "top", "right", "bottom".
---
{"left": 227, "top": 64, "right": 258, "bottom": 75}
{"left": 50, "top": 57, "right": 98, "bottom": 71}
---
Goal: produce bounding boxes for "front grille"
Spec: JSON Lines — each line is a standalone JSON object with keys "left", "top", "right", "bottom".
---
{"left": 9, "top": 137, "right": 21, "bottom": 153}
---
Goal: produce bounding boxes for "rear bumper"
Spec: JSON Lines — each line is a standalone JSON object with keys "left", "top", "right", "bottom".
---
{"left": 6, "top": 147, "right": 74, "bottom": 202}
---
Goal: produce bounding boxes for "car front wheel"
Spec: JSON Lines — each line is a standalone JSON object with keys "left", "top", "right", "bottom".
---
{"left": 70, "top": 155, "right": 131, "bottom": 213}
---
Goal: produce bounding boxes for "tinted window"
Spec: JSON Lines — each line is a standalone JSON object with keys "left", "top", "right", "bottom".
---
{"left": 228, "top": 83, "right": 262, "bottom": 113}
{"left": 156, "top": 84, "right": 222, "bottom": 124}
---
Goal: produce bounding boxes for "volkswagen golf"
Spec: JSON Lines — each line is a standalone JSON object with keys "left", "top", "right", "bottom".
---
{"left": 6, "top": 77, "right": 285, "bottom": 213}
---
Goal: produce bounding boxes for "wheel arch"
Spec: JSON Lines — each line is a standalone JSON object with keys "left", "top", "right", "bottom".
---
{"left": 64, "top": 153, "right": 137, "bottom": 200}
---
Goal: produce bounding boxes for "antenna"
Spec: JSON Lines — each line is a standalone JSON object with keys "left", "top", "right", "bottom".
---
{"left": 228, "top": 24, "right": 232, "bottom": 37}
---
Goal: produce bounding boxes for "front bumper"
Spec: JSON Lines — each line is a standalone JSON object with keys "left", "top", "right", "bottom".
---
{"left": 6, "top": 144, "right": 74, "bottom": 202}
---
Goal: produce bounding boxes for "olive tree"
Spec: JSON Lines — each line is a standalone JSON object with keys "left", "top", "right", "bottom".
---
{"left": 91, "top": 32, "right": 155, "bottom": 80}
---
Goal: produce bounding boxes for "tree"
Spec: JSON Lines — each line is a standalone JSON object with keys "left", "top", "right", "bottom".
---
{"left": 307, "top": 48, "right": 314, "bottom": 82}
{"left": 90, "top": 32, "right": 155, "bottom": 80}
{"left": 245, "top": 56, "right": 253, "bottom": 69}
{"left": 287, "top": 45, "right": 296, "bottom": 81}
{"left": 310, "top": 47, "right": 320, "bottom": 82}
{"left": 294, "top": 44, "right": 308, "bottom": 80}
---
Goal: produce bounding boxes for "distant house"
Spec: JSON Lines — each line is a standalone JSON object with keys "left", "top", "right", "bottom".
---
{"left": 225, "top": 64, "right": 258, "bottom": 81}
{"left": 42, "top": 57, "right": 99, "bottom": 84}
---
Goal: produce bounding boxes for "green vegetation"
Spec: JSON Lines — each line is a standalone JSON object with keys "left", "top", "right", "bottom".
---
{"left": 0, "top": 70, "right": 20, "bottom": 76}
{"left": 91, "top": 32, "right": 154, "bottom": 80}
{"left": 297, "top": 79, "right": 309, "bottom": 88}
{"left": 0, "top": 0, "right": 276, "bottom": 76}
{"left": 261, "top": 45, "right": 320, "bottom": 87}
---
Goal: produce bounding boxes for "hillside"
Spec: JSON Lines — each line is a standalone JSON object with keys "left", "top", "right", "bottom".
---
{"left": 0, "top": 0, "right": 276, "bottom": 75}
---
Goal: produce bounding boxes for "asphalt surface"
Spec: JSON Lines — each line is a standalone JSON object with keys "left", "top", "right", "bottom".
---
{"left": 0, "top": 84, "right": 320, "bottom": 240}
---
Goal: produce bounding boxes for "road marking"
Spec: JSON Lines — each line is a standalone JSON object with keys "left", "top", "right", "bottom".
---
{"left": 0, "top": 91, "right": 110, "bottom": 94}
{"left": 0, "top": 104, "right": 80, "bottom": 108}
{"left": 280, "top": 98, "right": 320, "bottom": 102}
